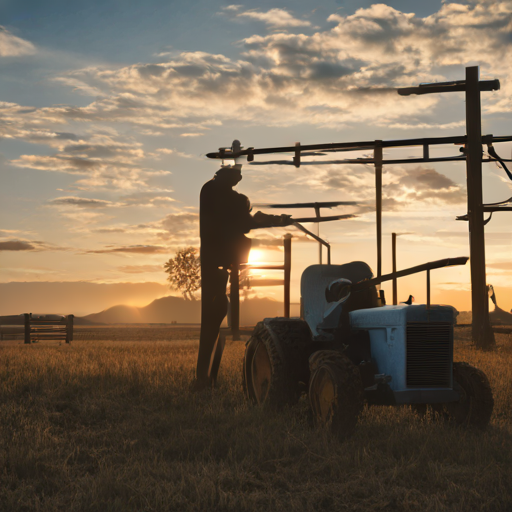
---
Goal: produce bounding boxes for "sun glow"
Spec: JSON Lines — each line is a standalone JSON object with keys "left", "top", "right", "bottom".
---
{"left": 248, "top": 249, "right": 264, "bottom": 264}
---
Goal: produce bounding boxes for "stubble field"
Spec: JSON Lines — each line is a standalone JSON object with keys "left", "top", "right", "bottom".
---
{"left": 1, "top": 326, "right": 511, "bottom": 511}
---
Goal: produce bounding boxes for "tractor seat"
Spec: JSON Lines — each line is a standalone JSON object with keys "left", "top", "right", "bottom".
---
{"left": 300, "top": 262, "right": 374, "bottom": 337}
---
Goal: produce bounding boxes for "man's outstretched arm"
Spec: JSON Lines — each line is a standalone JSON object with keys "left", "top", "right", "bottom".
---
{"left": 251, "top": 211, "right": 293, "bottom": 229}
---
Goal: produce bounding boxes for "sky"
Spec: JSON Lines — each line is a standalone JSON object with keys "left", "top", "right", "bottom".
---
{"left": 1, "top": 0, "right": 512, "bottom": 316}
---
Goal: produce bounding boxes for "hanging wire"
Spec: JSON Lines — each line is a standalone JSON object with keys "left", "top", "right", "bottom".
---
{"left": 487, "top": 145, "right": 512, "bottom": 181}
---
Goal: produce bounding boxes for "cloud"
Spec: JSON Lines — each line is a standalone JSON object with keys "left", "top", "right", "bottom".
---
{"left": 0, "top": 229, "right": 25, "bottom": 238}
{"left": 48, "top": 192, "right": 176, "bottom": 209}
{"left": 93, "top": 227, "right": 127, "bottom": 234}
{"left": 8, "top": 134, "right": 170, "bottom": 190}
{"left": 487, "top": 262, "right": 512, "bottom": 270}
{"left": 116, "top": 264, "right": 165, "bottom": 274}
{"left": 48, "top": 196, "right": 121, "bottom": 208}
{"left": 119, "top": 191, "right": 176, "bottom": 207}
{"left": 293, "top": 163, "right": 466, "bottom": 211}
{"left": 0, "top": 26, "right": 36, "bottom": 57}
{"left": 3, "top": 2, "right": 512, "bottom": 206}
{"left": 87, "top": 245, "right": 170, "bottom": 254}
{"left": 0, "top": 240, "right": 36, "bottom": 251}
{"left": 4, "top": 2, "right": 512, "bottom": 141}
{"left": 0, "top": 239, "right": 65, "bottom": 252}
{"left": 237, "top": 8, "right": 311, "bottom": 28}
{"left": 222, "top": 5, "right": 243, "bottom": 12}
{"left": 160, "top": 212, "right": 199, "bottom": 241}
{"left": 384, "top": 167, "right": 466, "bottom": 208}
{"left": 151, "top": 148, "right": 196, "bottom": 159}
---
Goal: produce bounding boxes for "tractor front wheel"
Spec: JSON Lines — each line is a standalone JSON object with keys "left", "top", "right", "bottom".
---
{"left": 308, "top": 350, "right": 364, "bottom": 439}
{"left": 440, "top": 362, "right": 494, "bottom": 430}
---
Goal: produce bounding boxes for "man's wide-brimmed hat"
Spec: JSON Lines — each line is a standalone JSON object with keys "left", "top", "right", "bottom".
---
{"left": 215, "top": 163, "right": 242, "bottom": 176}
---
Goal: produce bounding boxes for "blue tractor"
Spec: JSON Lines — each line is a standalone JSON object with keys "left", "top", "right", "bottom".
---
{"left": 243, "top": 257, "right": 494, "bottom": 437}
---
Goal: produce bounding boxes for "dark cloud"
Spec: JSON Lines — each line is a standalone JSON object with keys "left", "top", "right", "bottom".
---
{"left": 0, "top": 240, "right": 35, "bottom": 251}
{"left": 55, "top": 132, "right": 79, "bottom": 140}
{"left": 0, "top": 240, "right": 64, "bottom": 252}
{"left": 307, "top": 62, "right": 354, "bottom": 80}
{"left": 399, "top": 167, "right": 456, "bottom": 191}
{"left": 93, "top": 227, "right": 127, "bottom": 234}
{"left": 138, "top": 64, "right": 166, "bottom": 78}
{"left": 172, "top": 65, "right": 206, "bottom": 78}
{"left": 384, "top": 167, "right": 466, "bottom": 208}
{"left": 49, "top": 196, "right": 117, "bottom": 208}
{"left": 87, "top": 245, "right": 169, "bottom": 254}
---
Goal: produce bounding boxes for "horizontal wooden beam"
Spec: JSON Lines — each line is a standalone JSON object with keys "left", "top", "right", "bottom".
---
{"left": 207, "top": 134, "right": 512, "bottom": 161}
{"left": 252, "top": 201, "right": 358, "bottom": 208}
{"left": 351, "top": 256, "right": 469, "bottom": 292}
{"left": 397, "top": 79, "right": 500, "bottom": 96}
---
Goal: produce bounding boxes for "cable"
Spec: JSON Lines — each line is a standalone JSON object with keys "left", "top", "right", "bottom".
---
{"left": 487, "top": 145, "right": 512, "bottom": 181}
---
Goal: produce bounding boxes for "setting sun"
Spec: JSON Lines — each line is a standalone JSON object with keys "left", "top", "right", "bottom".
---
{"left": 248, "top": 249, "right": 265, "bottom": 264}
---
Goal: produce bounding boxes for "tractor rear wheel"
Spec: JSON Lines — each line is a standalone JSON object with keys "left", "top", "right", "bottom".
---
{"left": 308, "top": 350, "right": 364, "bottom": 439}
{"left": 440, "top": 362, "right": 494, "bottom": 430}
{"left": 243, "top": 318, "right": 311, "bottom": 408}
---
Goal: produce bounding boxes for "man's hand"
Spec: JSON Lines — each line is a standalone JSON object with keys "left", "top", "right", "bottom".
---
{"left": 277, "top": 214, "right": 293, "bottom": 226}
{"left": 253, "top": 211, "right": 293, "bottom": 228}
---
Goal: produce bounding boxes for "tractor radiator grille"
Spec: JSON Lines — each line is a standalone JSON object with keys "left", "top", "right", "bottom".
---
{"left": 406, "top": 322, "right": 452, "bottom": 387}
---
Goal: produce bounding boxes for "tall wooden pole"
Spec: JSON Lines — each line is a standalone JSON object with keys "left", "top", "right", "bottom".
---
{"left": 465, "top": 66, "right": 495, "bottom": 349}
{"left": 230, "top": 264, "right": 240, "bottom": 341}
{"left": 375, "top": 141, "right": 383, "bottom": 278}
{"left": 314, "top": 204, "right": 322, "bottom": 264}
{"left": 392, "top": 232, "right": 397, "bottom": 305}
{"left": 283, "top": 234, "right": 292, "bottom": 318}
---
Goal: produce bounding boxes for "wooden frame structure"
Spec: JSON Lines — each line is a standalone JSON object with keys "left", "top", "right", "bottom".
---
{"left": 227, "top": 234, "right": 292, "bottom": 340}
{"left": 207, "top": 66, "right": 512, "bottom": 349}
{"left": 253, "top": 201, "right": 357, "bottom": 264}
{"left": 0, "top": 314, "right": 74, "bottom": 344}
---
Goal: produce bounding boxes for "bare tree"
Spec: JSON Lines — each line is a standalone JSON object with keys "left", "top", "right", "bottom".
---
{"left": 164, "top": 247, "right": 201, "bottom": 300}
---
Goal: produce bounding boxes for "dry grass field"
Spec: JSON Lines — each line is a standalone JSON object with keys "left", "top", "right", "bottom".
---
{"left": 1, "top": 326, "right": 511, "bottom": 511}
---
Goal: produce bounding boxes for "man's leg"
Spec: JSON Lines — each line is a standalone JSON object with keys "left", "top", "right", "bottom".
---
{"left": 196, "top": 266, "right": 229, "bottom": 385}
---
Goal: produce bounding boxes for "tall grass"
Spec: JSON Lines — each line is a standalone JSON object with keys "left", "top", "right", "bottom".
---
{"left": 1, "top": 328, "right": 511, "bottom": 511}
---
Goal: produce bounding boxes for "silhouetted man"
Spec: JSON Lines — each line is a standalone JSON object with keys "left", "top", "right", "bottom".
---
{"left": 194, "top": 163, "right": 291, "bottom": 391}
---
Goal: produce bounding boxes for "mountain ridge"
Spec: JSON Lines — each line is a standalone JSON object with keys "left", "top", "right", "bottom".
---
{"left": 82, "top": 295, "right": 285, "bottom": 325}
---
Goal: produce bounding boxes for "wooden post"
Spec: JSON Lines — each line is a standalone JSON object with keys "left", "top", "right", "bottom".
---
{"left": 375, "top": 141, "right": 383, "bottom": 278}
{"left": 392, "top": 232, "right": 397, "bottom": 305}
{"left": 24, "top": 313, "right": 31, "bottom": 344}
{"left": 66, "top": 314, "right": 74, "bottom": 344}
{"left": 465, "top": 66, "right": 495, "bottom": 349}
{"left": 426, "top": 269, "right": 431, "bottom": 309}
{"left": 314, "top": 204, "right": 322, "bottom": 263}
{"left": 283, "top": 234, "right": 292, "bottom": 318}
{"left": 230, "top": 264, "right": 240, "bottom": 341}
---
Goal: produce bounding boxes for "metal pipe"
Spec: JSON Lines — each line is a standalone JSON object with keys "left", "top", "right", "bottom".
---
{"left": 292, "top": 222, "right": 331, "bottom": 265}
